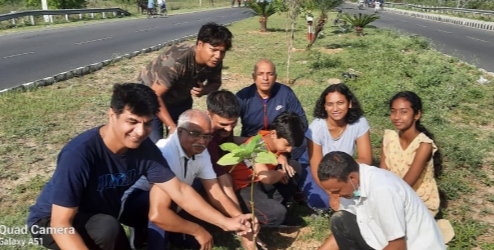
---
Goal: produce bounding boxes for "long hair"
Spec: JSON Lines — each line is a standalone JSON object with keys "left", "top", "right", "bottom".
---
{"left": 313, "top": 83, "right": 363, "bottom": 124}
{"left": 390, "top": 91, "right": 443, "bottom": 178}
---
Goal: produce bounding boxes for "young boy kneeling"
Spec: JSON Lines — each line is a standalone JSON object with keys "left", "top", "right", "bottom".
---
{"left": 228, "top": 111, "right": 305, "bottom": 227}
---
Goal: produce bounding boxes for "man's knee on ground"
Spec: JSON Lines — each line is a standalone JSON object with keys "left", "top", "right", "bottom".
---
{"left": 87, "top": 214, "right": 123, "bottom": 242}
{"left": 330, "top": 210, "right": 352, "bottom": 232}
{"left": 266, "top": 203, "right": 287, "bottom": 226}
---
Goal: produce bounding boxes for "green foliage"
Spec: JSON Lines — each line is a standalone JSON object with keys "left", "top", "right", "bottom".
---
{"left": 248, "top": 1, "right": 277, "bottom": 18}
{"left": 27, "top": 0, "right": 87, "bottom": 9}
{"left": 449, "top": 218, "right": 489, "bottom": 248}
{"left": 217, "top": 135, "right": 278, "bottom": 169}
{"left": 341, "top": 13, "right": 380, "bottom": 28}
{"left": 301, "top": 0, "right": 344, "bottom": 18}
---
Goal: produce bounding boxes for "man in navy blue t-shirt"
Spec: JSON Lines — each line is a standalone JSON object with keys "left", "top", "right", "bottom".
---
{"left": 27, "top": 83, "right": 254, "bottom": 250}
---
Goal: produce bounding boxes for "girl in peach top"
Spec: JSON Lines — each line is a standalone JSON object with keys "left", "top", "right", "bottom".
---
{"left": 380, "top": 91, "right": 443, "bottom": 216}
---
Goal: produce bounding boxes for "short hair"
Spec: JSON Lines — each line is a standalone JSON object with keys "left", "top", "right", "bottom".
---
{"left": 110, "top": 83, "right": 159, "bottom": 117}
{"left": 206, "top": 90, "right": 240, "bottom": 119}
{"left": 313, "top": 83, "right": 363, "bottom": 124}
{"left": 197, "top": 22, "right": 233, "bottom": 51}
{"left": 268, "top": 111, "right": 305, "bottom": 148}
{"left": 177, "top": 109, "right": 211, "bottom": 128}
{"left": 318, "top": 151, "right": 360, "bottom": 182}
{"left": 253, "top": 59, "right": 277, "bottom": 75}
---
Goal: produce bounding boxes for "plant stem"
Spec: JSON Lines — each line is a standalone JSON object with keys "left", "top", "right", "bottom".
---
{"left": 250, "top": 158, "right": 257, "bottom": 244}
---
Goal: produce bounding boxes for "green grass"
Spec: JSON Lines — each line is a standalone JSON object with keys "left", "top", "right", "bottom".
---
{"left": 1, "top": 8, "right": 494, "bottom": 249}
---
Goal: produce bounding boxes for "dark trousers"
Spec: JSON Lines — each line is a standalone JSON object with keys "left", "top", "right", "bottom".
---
{"left": 236, "top": 182, "right": 287, "bottom": 226}
{"left": 121, "top": 181, "right": 205, "bottom": 249}
{"left": 330, "top": 210, "right": 374, "bottom": 250}
{"left": 149, "top": 98, "right": 193, "bottom": 143}
{"left": 30, "top": 213, "right": 131, "bottom": 250}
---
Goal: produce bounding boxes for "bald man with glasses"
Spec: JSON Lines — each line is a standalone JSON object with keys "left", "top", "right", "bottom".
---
{"left": 120, "top": 109, "right": 257, "bottom": 250}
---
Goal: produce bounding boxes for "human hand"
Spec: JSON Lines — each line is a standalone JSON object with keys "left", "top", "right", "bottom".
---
{"left": 278, "top": 154, "right": 295, "bottom": 177}
{"left": 329, "top": 193, "right": 340, "bottom": 211}
{"left": 278, "top": 169, "right": 289, "bottom": 184}
{"left": 191, "top": 81, "right": 206, "bottom": 97}
{"left": 192, "top": 227, "right": 213, "bottom": 250}
{"left": 224, "top": 214, "right": 254, "bottom": 235}
{"left": 166, "top": 125, "right": 177, "bottom": 137}
{"left": 240, "top": 233, "right": 267, "bottom": 250}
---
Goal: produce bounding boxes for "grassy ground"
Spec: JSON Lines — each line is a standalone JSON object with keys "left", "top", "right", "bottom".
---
{"left": 1, "top": 9, "right": 494, "bottom": 250}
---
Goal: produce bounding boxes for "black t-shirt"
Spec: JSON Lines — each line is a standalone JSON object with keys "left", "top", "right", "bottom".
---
{"left": 27, "top": 127, "right": 175, "bottom": 227}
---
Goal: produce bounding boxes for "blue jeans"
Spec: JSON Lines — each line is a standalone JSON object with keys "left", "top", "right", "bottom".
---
{"left": 150, "top": 98, "right": 193, "bottom": 143}
{"left": 299, "top": 153, "right": 331, "bottom": 211}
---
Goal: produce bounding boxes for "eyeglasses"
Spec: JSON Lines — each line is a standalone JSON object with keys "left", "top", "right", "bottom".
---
{"left": 180, "top": 127, "right": 213, "bottom": 140}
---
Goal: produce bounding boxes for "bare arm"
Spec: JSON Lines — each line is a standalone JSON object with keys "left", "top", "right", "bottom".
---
{"left": 307, "top": 139, "right": 323, "bottom": 186}
{"left": 151, "top": 83, "right": 176, "bottom": 134}
{"left": 217, "top": 174, "right": 241, "bottom": 210}
{"left": 402, "top": 143, "right": 433, "bottom": 187}
{"left": 201, "top": 179, "right": 242, "bottom": 217}
{"left": 355, "top": 131, "right": 372, "bottom": 165}
{"left": 380, "top": 143, "right": 389, "bottom": 170}
{"left": 308, "top": 139, "right": 339, "bottom": 210}
{"left": 255, "top": 163, "right": 286, "bottom": 185}
{"left": 318, "top": 234, "right": 339, "bottom": 250}
{"left": 153, "top": 177, "right": 251, "bottom": 232}
{"left": 50, "top": 205, "right": 88, "bottom": 250}
{"left": 148, "top": 185, "right": 213, "bottom": 249}
{"left": 383, "top": 237, "right": 406, "bottom": 250}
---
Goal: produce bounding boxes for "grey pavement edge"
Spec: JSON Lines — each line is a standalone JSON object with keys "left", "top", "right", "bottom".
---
{"left": 382, "top": 6, "right": 494, "bottom": 31}
{"left": 0, "top": 33, "right": 197, "bottom": 94}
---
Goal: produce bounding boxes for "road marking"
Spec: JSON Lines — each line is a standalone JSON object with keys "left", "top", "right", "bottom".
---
{"left": 436, "top": 29, "right": 452, "bottom": 34}
{"left": 197, "top": 18, "right": 210, "bottom": 22}
{"left": 75, "top": 36, "right": 113, "bottom": 45}
{"left": 417, "top": 24, "right": 427, "bottom": 28}
{"left": 173, "top": 21, "right": 189, "bottom": 25}
{"left": 2, "top": 52, "right": 35, "bottom": 59}
{"left": 467, "top": 36, "right": 489, "bottom": 43}
{"left": 400, "top": 20, "right": 408, "bottom": 23}
{"left": 135, "top": 27, "right": 160, "bottom": 32}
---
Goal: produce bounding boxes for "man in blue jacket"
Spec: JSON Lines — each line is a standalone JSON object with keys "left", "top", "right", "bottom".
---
{"left": 236, "top": 59, "right": 307, "bottom": 139}
{"left": 236, "top": 59, "right": 307, "bottom": 202}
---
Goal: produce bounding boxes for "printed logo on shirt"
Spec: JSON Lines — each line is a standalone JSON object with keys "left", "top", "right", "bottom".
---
{"left": 275, "top": 105, "right": 283, "bottom": 111}
{"left": 97, "top": 169, "right": 138, "bottom": 192}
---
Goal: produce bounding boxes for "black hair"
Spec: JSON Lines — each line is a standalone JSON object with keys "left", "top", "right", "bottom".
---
{"left": 206, "top": 90, "right": 240, "bottom": 119}
{"left": 389, "top": 91, "right": 443, "bottom": 178}
{"left": 268, "top": 111, "right": 305, "bottom": 148}
{"left": 197, "top": 22, "right": 233, "bottom": 51}
{"left": 110, "top": 83, "right": 159, "bottom": 117}
{"left": 318, "top": 151, "right": 359, "bottom": 182}
{"left": 313, "top": 83, "right": 364, "bottom": 124}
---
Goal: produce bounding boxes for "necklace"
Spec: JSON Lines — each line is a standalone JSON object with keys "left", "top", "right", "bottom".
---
{"left": 328, "top": 124, "right": 347, "bottom": 141}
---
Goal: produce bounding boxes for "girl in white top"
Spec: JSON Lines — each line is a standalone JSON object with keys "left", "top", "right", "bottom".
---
{"left": 302, "top": 83, "right": 372, "bottom": 211}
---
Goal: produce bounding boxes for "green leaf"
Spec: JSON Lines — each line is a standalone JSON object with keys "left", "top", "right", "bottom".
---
{"left": 217, "top": 153, "right": 242, "bottom": 166}
{"left": 220, "top": 142, "right": 240, "bottom": 152}
{"left": 255, "top": 151, "right": 278, "bottom": 165}
{"left": 234, "top": 150, "right": 252, "bottom": 159}
{"left": 246, "top": 134, "right": 262, "bottom": 153}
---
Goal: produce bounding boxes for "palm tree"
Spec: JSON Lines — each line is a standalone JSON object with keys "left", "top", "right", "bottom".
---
{"left": 341, "top": 13, "right": 380, "bottom": 36}
{"left": 248, "top": 1, "right": 277, "bottom": 32}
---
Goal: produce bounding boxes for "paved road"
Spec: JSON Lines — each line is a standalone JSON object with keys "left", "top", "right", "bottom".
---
{"left": 0, "top": 7, "right": 253, "bottom": 90}
{"left": 341, "top": 3, "right": 494, "bottom": 73}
